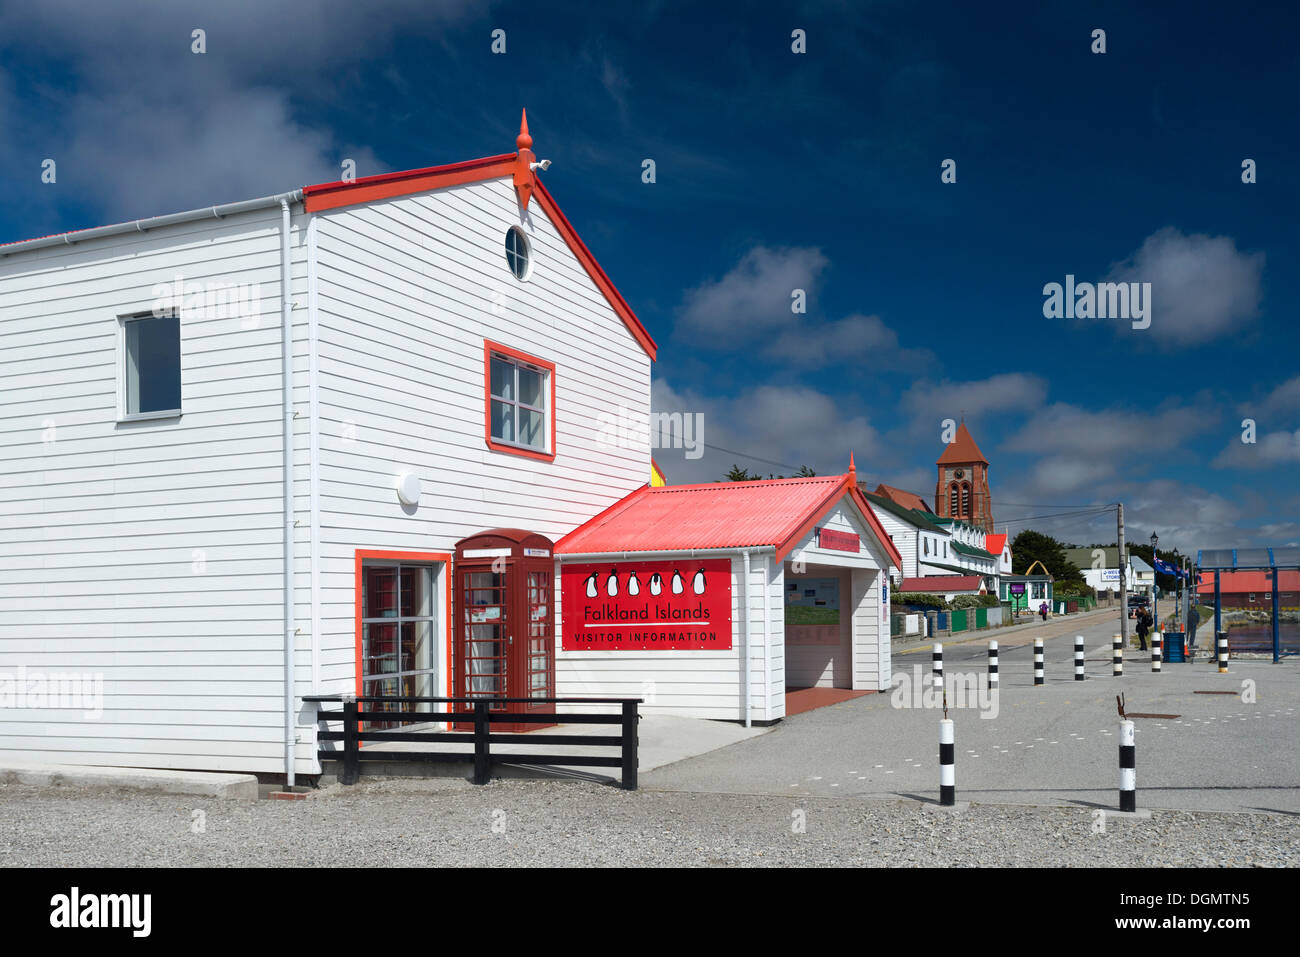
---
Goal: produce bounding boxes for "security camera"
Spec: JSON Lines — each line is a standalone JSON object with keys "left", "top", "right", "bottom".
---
{"left": 530, "top": 159, "right": 551, "bottom": 171}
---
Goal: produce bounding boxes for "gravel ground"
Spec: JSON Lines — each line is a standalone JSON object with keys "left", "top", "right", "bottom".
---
{"left": 1, "top": 777, "right": 1296, "bottom": 867}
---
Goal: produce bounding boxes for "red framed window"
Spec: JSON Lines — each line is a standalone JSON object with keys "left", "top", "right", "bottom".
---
{"left": 483, "top": 340, "right": 556, "bottom": 462}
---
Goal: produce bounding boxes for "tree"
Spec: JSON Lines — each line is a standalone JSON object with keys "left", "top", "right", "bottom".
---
{"left": 1011, "top": 529, "right": 1084, "bottom": 583}
{"left": 722, "top": 464, "right": 816, "bottom": 482}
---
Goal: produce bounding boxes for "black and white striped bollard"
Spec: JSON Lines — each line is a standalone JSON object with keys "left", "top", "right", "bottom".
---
{"left": 933, "top": 642, "right": 943, "bottom": 691}
{"left": 1033, "top": 638, "right": 1044, "bottom": 685}
{"left": 1074, "top": 635, "right": 1085, "bottom": 681}
{"left": 1112, "top": 634, "right": 1123, "bottom": 678}
{"left": 939, "top": 717, "right": 955, "bottom": 806}
{"left": 1118, "top": 719, "right": 1136, "bottom": 812}
{"left": 1152, "top": 629, "right": 1162, "bottom": 673}
{"left": 1217, "top": 631, "right": 1229, "bottom": 674}
{"left": 987, "top": 640, "right": 998, "bottom": 689}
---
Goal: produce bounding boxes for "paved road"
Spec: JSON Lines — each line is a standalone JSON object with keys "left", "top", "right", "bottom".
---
{"left": 644, "top": 614, "right": 1300, "bottom": 814}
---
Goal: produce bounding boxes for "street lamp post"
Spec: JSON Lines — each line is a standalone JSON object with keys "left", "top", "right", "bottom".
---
{"left": 1150, "top": 532, "right": 1159, "bottom": 630}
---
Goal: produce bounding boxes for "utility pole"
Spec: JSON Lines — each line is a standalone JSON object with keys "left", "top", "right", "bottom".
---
{"left": 1117, "top": 503, "right": 1128, "bottom": 646}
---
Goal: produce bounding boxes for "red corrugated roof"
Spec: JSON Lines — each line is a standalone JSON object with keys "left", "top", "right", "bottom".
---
{"left": 937, "top": 423, "right": 988, "bottom": 465}
{"left": 900, "top": 575, "right": 984, "bottom": 592}
{"left": 986, "top": 533, "right": 1007, "bottom": 556}
{"left": 556, "top": 471, "right": 904, "bottom": 567}
{"left": 874, "top": 483, "right": 933, "bottom": 513}
{"left": 1197, "top": 570, "right": 1300, "bottom": 594}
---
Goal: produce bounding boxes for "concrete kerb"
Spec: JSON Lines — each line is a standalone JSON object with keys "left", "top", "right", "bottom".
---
{"left": 0, "top": 761, "right": 259, "bottom": 800}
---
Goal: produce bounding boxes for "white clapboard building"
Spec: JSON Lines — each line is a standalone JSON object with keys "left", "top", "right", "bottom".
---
{"left": 0, "top": 114, "right": 899, "bottom": 780}
{"left": 0, "top": 115, "right": 656, "bottom": 777}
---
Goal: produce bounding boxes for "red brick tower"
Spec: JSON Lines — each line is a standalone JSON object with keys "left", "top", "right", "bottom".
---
{"left": 934, "top": 423, "right": 993, "bottom": 533}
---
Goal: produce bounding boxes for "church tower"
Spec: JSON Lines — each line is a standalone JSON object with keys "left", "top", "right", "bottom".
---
{"left": 935, "top": 423, "right": 993, "bottom": 533}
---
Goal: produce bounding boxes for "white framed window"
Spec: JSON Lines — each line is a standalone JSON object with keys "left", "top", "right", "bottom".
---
{"left": 504, "top": 226, "right": 532, "bottom": 280}
{"left": 484, "top": 341, "right": 555, "bottom": 460}
{"left": 118, "top": 310, "right": 181, "bottom": 421}
{"left": 360, "top": 560, "right": 441, "bottom": 728}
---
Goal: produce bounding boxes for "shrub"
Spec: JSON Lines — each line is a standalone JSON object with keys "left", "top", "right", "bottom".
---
{"left": 894, "top": 592, "right": 949, "bottom": 610}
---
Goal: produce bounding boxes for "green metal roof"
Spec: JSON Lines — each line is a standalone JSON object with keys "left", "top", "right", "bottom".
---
{"left": 863, "top": 493, "right": 947, "bottom": 533}
{"left": 952, "top": 541, "right": 996, "bottom": 560}
{"left": 921, "top": 560, "right": 990, "bottom": 576}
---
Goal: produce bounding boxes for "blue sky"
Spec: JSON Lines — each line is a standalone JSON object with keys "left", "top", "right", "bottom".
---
{"left": 1, "top": 0, "right": 1296, "bottom": 550}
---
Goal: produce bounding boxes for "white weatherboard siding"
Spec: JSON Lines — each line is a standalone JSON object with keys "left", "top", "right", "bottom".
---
{"left": 555, "top": 552, "right": 784, "bottom": 722}
{"left": 309, "top": 178, "right": 652, "bottom": 723}
{"left": 0, "top": 207, "right": 304, "bottom": 773}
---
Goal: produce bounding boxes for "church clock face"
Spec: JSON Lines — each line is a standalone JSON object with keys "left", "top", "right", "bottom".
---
{"left": 954, "top": 469, "right": 965, "bottom": 479}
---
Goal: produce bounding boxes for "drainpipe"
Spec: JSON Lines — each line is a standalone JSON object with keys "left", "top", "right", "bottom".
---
{"left": 761, "top": 553, "right": 771, "bottom": 722}
{"left": 741, "top": 549, "right": 751, "bottom": 728}
{"left": 280, "top": 198, "right": 296, "bottom": 788}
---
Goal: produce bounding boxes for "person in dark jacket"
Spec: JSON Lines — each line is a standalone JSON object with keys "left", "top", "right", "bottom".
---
{"left": 1135, "top": 607, "right": 1151, "bottom": 651}
{"left": 1187, "top": 600, "right": 1202, "bottom": 654}
{"left": 1039, "top": 601, "right": 1049, "bottom": 622}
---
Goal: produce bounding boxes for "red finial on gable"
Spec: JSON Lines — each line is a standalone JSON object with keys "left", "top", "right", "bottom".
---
{"left": 848, "top": 452, "right": 856, "bottom": 481}
{"left": 517, "top": 108, "right": 533, "bottom": 152}
{"left": 514, "top": 108, "right": 536, "bottom": 210}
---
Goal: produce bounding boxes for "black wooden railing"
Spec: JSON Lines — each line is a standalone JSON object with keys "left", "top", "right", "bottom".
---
{"left": 304, "top": 695, "right": 642, "bottom": 790}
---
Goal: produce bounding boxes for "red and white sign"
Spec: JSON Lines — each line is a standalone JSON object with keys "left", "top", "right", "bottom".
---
{"left": 561, "top": 559, "right": 732, "bottom": 650}
{"left": 817, "top": 527, "right": 860, "bottom": 553}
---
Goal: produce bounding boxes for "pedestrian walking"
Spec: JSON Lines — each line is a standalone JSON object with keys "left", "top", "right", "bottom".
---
{"left": 1039, "top": 601, "right": 1048, "bottom": 622}
{"left": 1186, "top": 599, "right": 1201, "bottom": 654}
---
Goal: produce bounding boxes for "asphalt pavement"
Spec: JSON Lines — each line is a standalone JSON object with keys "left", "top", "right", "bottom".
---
{"left": 644, "top": 612, "right": 1300, "bottom": 814}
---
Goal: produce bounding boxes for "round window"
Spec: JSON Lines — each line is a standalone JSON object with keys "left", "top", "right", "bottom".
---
{"left": 505, "top": 226, "right": 531, "bottom": 280}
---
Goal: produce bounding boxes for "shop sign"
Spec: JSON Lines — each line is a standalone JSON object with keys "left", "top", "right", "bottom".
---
{"left": 816, "top": 527, "right": 860, "bottom": 553}
{"left": 1010, "top": 583, "right": 1026, "bottom": 595}
{"left": 561, "top": 559, "right": 732, "bottom": 650}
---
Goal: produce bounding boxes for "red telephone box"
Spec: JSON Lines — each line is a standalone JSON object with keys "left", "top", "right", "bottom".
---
{"left": 453, "top": 529, "right": 556, "bottom": 732}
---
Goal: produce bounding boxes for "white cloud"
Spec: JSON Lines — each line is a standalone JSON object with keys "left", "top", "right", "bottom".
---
{"left": 1241, "top": 375, "right": 1300, "bottom": 422}
{"left": 900, "top": 373, "right": 1048, "bottom": 428}
{"left": 677, "top": 245, "right": 829, "bottom": 338}
{"left": 0, "top": 0, "right": 485, "bottom": 223}
{"left": 1104, "top": 226, "right": 1264, "bottom": 346}
{"left": 1212, "top": 429, "right": 1300, "bottom": 469}
{"left": 651, "top": 378, "right": 886, "bottom": 483}
{"left": 765, "top": 312, "right": 931, "bottom": 369}
{"left": 1002, "top": 402, "right": 1204, "bottom": 457}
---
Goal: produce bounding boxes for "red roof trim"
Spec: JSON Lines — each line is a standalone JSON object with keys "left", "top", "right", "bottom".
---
{"left": 532, "top": 178, "right": 656, "bottom": 361}
{"left": 302, "top": 154, "right": 517, "bottom": 212}
{"left": 847, "top": 482, "right": 906, "bottom": 570}
{"left": 556, "top": 484, "right": 653, "bottom": 550}
{"left": 301, "top": 150, "right": 657, "bottom": 363}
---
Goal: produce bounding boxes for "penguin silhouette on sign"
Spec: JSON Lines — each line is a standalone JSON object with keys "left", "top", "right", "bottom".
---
{"left": 649, "top": 573, "right": 663, "bottom": 596}
{"left": 671, "top": 570, "right": 684, "bottom": 595}
{"left": 606, "top": 570, "right": 619, "bottom": 597}
{"left": 692, "top": 569, "right": 706, "bottom": 595}
{"left": 584, "top": 572, "right": 598, "bottom": 599}
{"left": 627, "top": 572, "right": 641, "bottom": 596}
